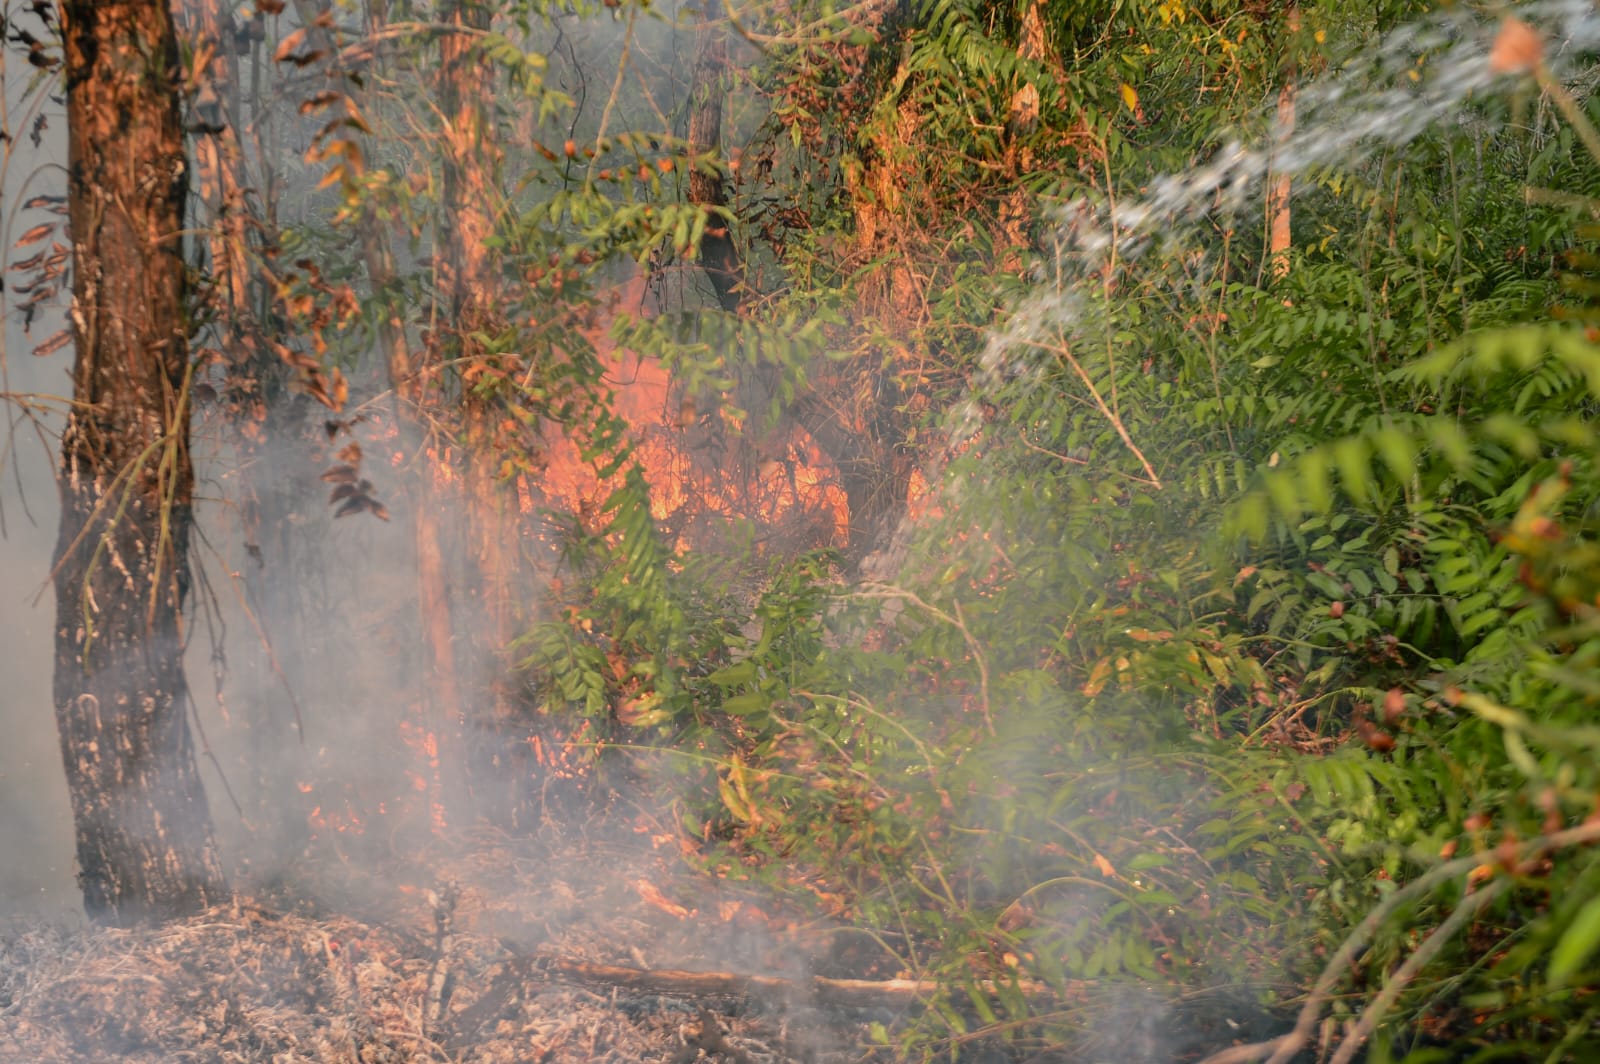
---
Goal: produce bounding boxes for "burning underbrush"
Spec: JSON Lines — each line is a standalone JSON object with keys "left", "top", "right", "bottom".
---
{"left": 0, "top": 825, "right": 908, "bottom": 1063}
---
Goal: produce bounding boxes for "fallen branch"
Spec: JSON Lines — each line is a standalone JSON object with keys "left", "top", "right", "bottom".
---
{"left": 511, "top": 950, "right": 1057, "bottom": 1010}
{"left": 424, "top": 881, "right": 460, "bottom": 1034}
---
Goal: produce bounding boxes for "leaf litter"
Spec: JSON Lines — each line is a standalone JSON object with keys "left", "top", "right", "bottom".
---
{"left": 0, "top": 824, "right": 922, "bottom": 1063}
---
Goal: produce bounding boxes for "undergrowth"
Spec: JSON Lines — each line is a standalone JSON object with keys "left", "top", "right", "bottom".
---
{"left": 516, "top": 12, "right": 1600, "bottom": 1064}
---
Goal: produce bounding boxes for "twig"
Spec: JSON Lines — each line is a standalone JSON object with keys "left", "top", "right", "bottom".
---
{"left": 854, "top": 583, "right": 993, "bottom": 734}
{"left": 1199, "top": 819, "right": 1600, "bottom": 1064}
{"left": 1327, "top": 879, "right": 1507, "bottom": 1064}
{"left": 1198, "top": 1035, "right": 1296, "bottom": 1064}
{"left": 1039, "top": 338, "right": 1163, "bottom": 489}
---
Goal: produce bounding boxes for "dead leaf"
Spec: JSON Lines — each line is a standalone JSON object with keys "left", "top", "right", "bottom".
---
{"left": 273, "top": 27, "right": 307, "bottom": 63}
{"left": 14, "top": 222, "right": 54, "bottom": 248}
{"left": 31, "top": 329, "right": 70, "bottom": 357}
{"left": 304, "top": 91, "right": 344, "bottom": 114}
{"left": 634, "top": 879, "right": 693, "bottom": 919}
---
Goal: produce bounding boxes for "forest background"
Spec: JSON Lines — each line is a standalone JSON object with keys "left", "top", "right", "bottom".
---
{"left": 5, "top": 0, "right": 1600, "bottom": 1060}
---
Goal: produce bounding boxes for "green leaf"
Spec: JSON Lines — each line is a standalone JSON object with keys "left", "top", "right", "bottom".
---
{"left": 708, "top": 661, "right": 759, "bottom": 687}
{"left": 1549, "top": 896, "right": 1600, "bottom": 985}
{"left": 722, "top": 692, "right": 769, "bottom": 716}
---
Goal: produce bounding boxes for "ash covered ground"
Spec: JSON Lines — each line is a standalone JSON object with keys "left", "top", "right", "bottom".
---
{"left": 0, "top": 823, "right": 902, "bottom": 1064}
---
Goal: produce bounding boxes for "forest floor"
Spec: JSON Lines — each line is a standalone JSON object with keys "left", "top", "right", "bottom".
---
{"left": 0, "top": 813, "right": 936, "bottom": 1064}
{"left": 0, "top": 802, "right": 1292, "bottom": 1063}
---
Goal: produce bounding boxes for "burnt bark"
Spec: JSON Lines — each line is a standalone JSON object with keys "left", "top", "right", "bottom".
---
{"left": 53, "top": 0, "right": 227, "bottom": 925}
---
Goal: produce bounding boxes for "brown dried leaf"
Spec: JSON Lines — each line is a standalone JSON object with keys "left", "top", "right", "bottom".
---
{"left": 31, "top": 329, "right": 70, "bottom": 357}
{"left": 320, "top": 464, "right": 359, "bottom": 484}
{"left": 298, "top": 90, "right": 343, "bottom": 115}
{"left": 273, "top": 27, "right": 307, "bottom": 63}
{"left": 337, "top": 441, "right": 362, "bottom": 464}
{"left": 14, "top": 222, "right": 54, "bottom": 248}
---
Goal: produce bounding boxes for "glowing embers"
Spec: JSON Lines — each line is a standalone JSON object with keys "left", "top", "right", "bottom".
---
{"left": 524, "top": 717, "right": 593, "bottom": 782}
{"left": 302, "top": 789, "right": 368, "bottom": 839}
{"left": 397, "top": 720, "right": 449, "bottom": 834}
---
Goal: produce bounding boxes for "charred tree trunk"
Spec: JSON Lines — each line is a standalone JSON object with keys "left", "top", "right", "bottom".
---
{"left": 797, "top": 46, "right": 925, "bottom": 571}
{"left": 682, "top": 0, "right": 908, "bottom": 567}
{"left": 53, "top": 0, "right": 227, "bottom": 925}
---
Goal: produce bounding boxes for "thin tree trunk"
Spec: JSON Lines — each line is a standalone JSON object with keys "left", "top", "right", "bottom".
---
{"left": 53, "top": 0, "right": 227, "bottom": 925}
{"left": 687, "top": 0, "right": 742, "bottom": 313}
{"left": 1000, "top": 0, "right": 1049, "bottom": 270}
{"left": 184, "top": 0, "right": 311, "bottom": 852}
{"left": 286, "top": 0, "right": 468, "bottom": 829}
{"left": 439, "top": 0, "right": 517, "bottom": 822}
{"left": 365, "top": 141, "right": 466, "bottom": 831}
{"left": 1267, "top": 5, "right": 1300, "bottom": 282}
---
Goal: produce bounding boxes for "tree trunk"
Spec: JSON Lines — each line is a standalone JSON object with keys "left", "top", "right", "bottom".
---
{"left": 1267, "top": 5, "right": 1300, "bottom": 282}
{"left": 439, "top": 0, "right": 518, "bottom": 823}
{"left": 1000, "top": 0, "right": 1050, "bottom": 270}
{"left": 687, "top": 0, "right": 742, "bottom": 313}
{"left": 53, "top": 0, "right": 227, "bottom": 925}
{"left": 808, "top": 47, "right": 924, "bottom": 569}
{"left": 282, "top": 0, "right": 469, "bottom": 831}
{"left": 183, "top": 0, "right": 313, "bottom": 853}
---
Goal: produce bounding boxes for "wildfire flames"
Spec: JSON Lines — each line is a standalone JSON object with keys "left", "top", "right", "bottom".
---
{"left": 539, "top": 297, "right": 852, "bottom": 551}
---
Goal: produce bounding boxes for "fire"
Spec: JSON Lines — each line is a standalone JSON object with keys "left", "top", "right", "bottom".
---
{"left": 305, "top": 798, "right": 367, "bottom": 838}
{"left": 397, "top": 720, "right": 449, "bottom": 832}
{"left": 301, "top": 274, "right": 884, "bottom": 848}
{"left": 530, "top": 276, "right": 851, "bottom": 551}
{"left": 527, "top": 717, "right": 593, "bottom": 780}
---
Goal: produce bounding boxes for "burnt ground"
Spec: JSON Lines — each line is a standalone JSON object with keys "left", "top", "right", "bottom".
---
{"left": 0, "top": 816, "right": 1297, "bottom": 1063}
{"left": 0, "top": 820, "right": 932, "bottom": 1064}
